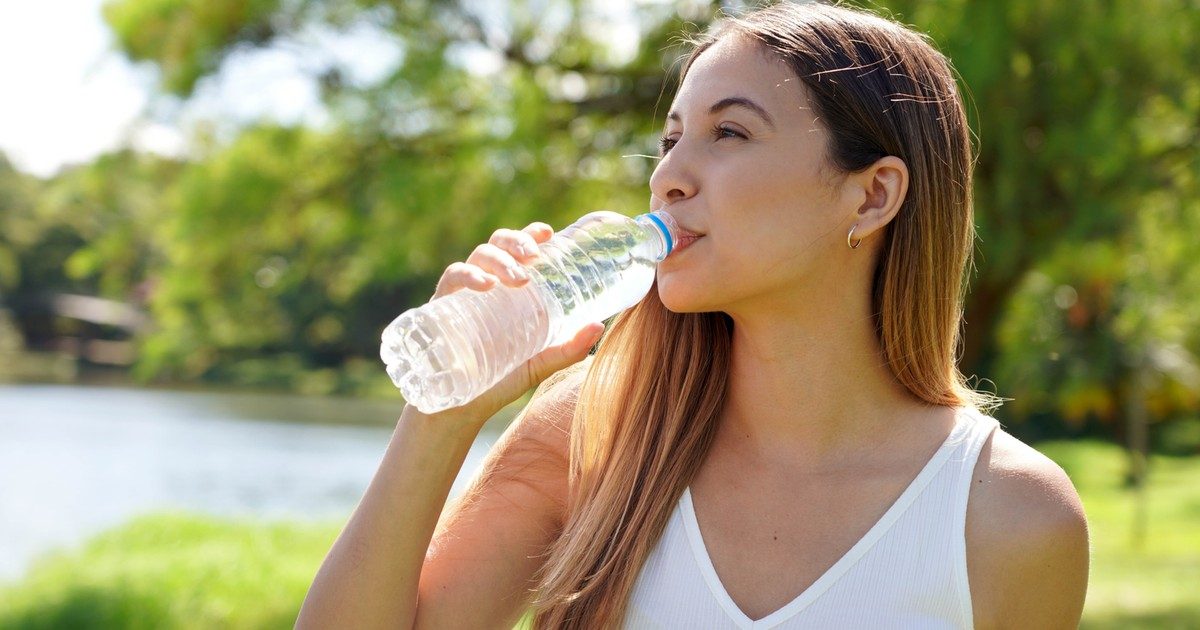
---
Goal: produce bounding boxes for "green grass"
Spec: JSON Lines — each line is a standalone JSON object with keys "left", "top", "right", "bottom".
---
{"left": 0, "top": 440, "right": 1196, "bottom": 629}
{"left": 1037, "top": 440, "right": 1200, "bottom": 629}
{"left": 0, "top": 513, "right": 341, "bottom": 629}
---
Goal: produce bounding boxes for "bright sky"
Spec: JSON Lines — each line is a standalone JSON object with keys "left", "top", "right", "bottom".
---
{"left": 0, "top": 0, "right": 162, "bottom": 177}
{"left": 0, "top": 0, "right": 403, "bottom": 177}
{"left": 0, "top": 0, "right": 644, "bottom": 178}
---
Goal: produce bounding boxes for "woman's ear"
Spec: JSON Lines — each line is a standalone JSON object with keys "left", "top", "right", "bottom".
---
{"left": 846, "top": 155, "right": 909, "bottom": 240}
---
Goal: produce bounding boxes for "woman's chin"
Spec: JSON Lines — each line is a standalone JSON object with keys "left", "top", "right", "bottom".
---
{"left": 655, "top": 276, "right": 709, "bottom": 313}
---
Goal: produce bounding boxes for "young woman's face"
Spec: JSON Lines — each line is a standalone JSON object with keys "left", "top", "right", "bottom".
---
{"left": 651, "top": 35, "right": 853, "bottom": 316}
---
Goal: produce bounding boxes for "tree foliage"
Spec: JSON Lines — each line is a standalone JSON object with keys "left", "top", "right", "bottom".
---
{"left": 2, "top": 0, "right": 1197, "bottom": 445}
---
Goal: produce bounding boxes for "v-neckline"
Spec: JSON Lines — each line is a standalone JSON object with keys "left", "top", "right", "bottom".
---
{"left": 679, "top": 408, "right": 971, "bottom": 629}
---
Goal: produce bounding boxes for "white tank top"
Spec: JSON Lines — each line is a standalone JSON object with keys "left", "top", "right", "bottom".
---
{"left": 623, "top": 406, "right": 999, "bottom": 629}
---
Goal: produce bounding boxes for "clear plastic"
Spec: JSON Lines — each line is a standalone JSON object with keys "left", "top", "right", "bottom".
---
{"left": 379, "top": 210, "right": 681, "bottom": 414}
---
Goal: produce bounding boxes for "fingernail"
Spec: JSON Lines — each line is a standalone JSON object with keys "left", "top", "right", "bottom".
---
{"left": 521, "top": 244, "right": 535, "bottom": 257}
{"left": 507, "top": 265, "right": 526, "bottom": 280}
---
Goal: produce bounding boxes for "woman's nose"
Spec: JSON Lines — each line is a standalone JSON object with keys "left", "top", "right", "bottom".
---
{"left": 649, "top": 148, "right": 698, "bottom": 204}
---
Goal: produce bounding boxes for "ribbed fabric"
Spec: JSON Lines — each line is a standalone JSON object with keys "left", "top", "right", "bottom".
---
{"left": 624, "top": 406, "right": 999, "bottom": 629}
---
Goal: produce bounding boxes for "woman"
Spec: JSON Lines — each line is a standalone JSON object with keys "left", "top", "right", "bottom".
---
{"left": 298, "top": 2, "right": 1090, "bottom": 628}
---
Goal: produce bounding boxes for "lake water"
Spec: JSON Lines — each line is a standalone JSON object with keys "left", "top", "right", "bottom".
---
{"left": 0, "top": 384, "right": 507, "bottom": 583}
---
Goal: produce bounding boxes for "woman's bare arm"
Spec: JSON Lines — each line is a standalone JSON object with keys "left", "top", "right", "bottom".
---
{"left": 414, "top": 369, "right": 579, "bottom": 628}
{"left": 297, "top": 220, "right": 595, "bottom": 628}
{"left": 295, "top": 402, "right": 486, "bottom": 629}
{"left": 296, "top": 362, "right": 584, "bottom": 630}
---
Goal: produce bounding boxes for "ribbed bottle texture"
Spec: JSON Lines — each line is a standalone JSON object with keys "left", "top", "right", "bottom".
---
{"left": 380, "top": 210, "right": 678, "bottom": 414}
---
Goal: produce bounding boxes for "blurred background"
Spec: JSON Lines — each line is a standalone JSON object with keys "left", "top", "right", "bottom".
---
{"left": 0, "top": 0, "right": 1196, "bottom": 627}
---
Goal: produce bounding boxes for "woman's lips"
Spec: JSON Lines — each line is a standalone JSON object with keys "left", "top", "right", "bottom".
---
{"left": 672, "top": 234, "right": 703, "bottom": 254}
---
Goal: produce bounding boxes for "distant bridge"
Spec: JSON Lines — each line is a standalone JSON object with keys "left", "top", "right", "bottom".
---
{"left": 4, "top": 292, "right": 149, "bottom": 367}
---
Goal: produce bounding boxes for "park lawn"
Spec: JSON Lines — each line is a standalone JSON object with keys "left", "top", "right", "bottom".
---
{"left": 0, "top": 513, "right": 340, "bottom": 629}
{"left": 0, "top": 439, "right": 1195, "bottom": 629}
{"left": 1037, "top": 440, "right": 1200, "bottom": 628}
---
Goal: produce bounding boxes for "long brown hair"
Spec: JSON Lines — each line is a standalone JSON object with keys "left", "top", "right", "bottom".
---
{"left": 530, "top": 2, "right": 1000, "bottom": 626}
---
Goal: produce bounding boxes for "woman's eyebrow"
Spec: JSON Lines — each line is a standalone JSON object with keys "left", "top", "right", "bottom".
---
{"left": 666, "top": 96, "right": 776, "bottom": 130}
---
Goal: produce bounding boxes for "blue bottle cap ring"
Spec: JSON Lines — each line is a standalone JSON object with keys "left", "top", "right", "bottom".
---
{"left": 645, "top": 212, "right": 674, "bottom": 257}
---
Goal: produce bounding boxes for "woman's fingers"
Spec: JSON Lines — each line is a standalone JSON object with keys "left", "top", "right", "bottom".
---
{"left": 492, "top": 224, "right": 552, "bottom": 260}
{"left": 522, "top": 222, "right": 554, "bottom": 246}
{"left": 418, "top": 220, "right": 603, "bottom": 419}
{"left": 468, "top": 243, "right": 530, "bottom": 285}
{"left": 431, "top": 262, "right": 496, "bottom": 300}
{"left": 464, "top": 320, "right": 604, "bottom": 419}
{"left": 524, "top": 322, "right": 605, "bottom": 390}
{"left": 430, "top": 222, "right": 555, "bottom": 301}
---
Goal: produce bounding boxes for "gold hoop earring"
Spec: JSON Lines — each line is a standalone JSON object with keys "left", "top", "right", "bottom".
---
{"left": 847, "top": 224, "right": 863, "bottom": 249}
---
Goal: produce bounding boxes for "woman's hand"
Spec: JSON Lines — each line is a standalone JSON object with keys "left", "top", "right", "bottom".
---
{"left": 424, "top": 221, "right": 604, "bottom": 422}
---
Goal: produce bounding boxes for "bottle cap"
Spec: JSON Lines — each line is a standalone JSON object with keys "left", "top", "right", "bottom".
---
{"left": 639, "top": 210, "right": 676, "bottom": 260}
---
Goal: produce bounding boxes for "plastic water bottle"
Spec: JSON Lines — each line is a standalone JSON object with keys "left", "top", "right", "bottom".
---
{"left": 379, "top": 209, "right": 684, "bottom": 414}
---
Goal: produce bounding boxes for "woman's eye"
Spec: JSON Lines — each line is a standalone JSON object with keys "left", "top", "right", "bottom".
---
{"left": 657, "top": 125, "right": 745, "bottom": 156}
{"left": 658, "top": 135, "right": 677, "bottom": 156}
{"left": 713, "top": 125, "right": 744, "bottom": 139}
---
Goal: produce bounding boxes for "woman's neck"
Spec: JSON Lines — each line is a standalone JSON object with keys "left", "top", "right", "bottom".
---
{"left": 717, "top": 301, "right": 932, "bottom": 473}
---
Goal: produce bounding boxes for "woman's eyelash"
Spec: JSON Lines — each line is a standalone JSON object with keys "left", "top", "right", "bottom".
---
{"left": 657, "top": 125, "right": 745, "bottom": 155}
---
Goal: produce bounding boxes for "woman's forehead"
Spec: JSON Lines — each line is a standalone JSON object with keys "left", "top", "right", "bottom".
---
{"left": 672, "top": 36, "right": 811, "bottom": 122}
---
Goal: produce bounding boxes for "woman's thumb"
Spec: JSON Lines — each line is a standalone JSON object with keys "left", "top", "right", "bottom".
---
{"left": 528, "top": 322, "right": 604, "bottom": 384}
{"left": 576, "top": 321, "right": 605, "bottom": 353}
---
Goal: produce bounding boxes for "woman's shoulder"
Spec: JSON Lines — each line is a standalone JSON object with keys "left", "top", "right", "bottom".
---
{"left": 965, "top": 418, "right": 1091, "bottom": 628}
{"left": 507, "top": 359, "right": 590, "bottom": 461}
{"left": 968, "top": 420, "right": 1087, "bottom": 529}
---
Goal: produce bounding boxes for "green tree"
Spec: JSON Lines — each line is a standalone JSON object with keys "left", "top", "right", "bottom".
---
{"left": 0, "top": 150, "right": 176, "bottom": 358}
{"left": 0, "top": 153, "right": 39, "bottom": 293}
{"left": 892, "top": 0, "right": 1200, "bottom": 376}
{"left": 99, "top": 0, "right": 718, "bottom": 392}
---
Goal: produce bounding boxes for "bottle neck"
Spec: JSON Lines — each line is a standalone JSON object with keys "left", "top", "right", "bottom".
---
{"left": 635, "top": 211, "right": 676, "bottom": 262}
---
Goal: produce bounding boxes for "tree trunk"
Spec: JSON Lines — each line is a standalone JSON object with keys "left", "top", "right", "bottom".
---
{"left": 1122, "top": 368, "right": 1150, "bottom": 550}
